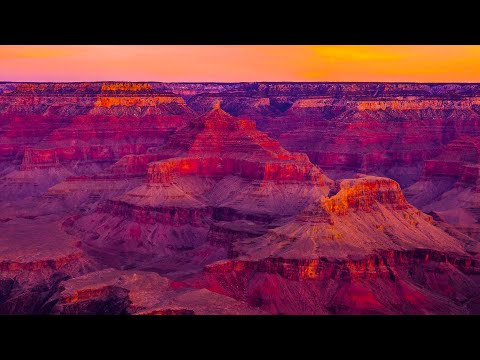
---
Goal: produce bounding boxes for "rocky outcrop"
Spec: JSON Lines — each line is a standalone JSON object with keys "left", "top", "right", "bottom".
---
{"left": 205, "top": 249, "right": 479, "bottom": 282}
{"left": 227, "top": 175, "right": 465, "bottom": 260}
{"left": 68, "top": 106, "right": 331, "bottom": 260}
{"left": 184, "top": 248, "right": 480, "bottom": 314}
{"left": 141, "top": 106, "right": 329, "bottom": 185}
{"left": 0, "top": 217, "right": 99, "bottom": 314}
{"left": 322, "top": 176, "right": 410, "bottom": 215}
{"left": 53, "top": 268, "right": 265, "bottom": 315}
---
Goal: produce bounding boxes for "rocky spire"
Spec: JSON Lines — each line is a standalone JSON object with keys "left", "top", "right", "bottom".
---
{"left": 197, "top": 99, "right": 234, "bottom": 125}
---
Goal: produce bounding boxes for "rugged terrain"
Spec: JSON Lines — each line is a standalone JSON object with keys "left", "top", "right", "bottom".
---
{"left": 1, "top": 81, "right": 480, "bottom": 315}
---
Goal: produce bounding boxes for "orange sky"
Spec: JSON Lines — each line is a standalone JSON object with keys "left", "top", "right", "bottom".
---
{"left": 1, "top": 45, "right": 480, "bottom": 82}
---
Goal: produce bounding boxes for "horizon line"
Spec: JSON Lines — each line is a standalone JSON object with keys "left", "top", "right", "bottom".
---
{"left": 3, "top": 80, "right": 480, "bottom": 85}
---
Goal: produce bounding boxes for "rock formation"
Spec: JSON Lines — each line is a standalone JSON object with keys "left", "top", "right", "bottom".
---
{"left": 1, "top": 81, "right": 480, "bottom": 315}
{"left": 53, "top": 268, "right": 264, "bottom": 315}
{"left": 0, "top": 83, "right": 193, "bottom": 200}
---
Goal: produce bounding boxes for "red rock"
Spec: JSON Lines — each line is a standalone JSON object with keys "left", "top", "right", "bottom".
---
{"left": 0, "top": 83, "right": 194, "bottom": 200}
{"left": 141, "top": 106, "right": 329, "bottom": 185}
{"left": 2, "top": 81, "right": 480, "bottom": 315}
{"left": 66, "top": 106, "right": 331, "bottom": 265}
{"left": 405, "top": 136, "right": 480, "bottom": 244}
{"left": 186, "top": 249, "right": 479, "bottom": 314}
{"left": 322, "top": 176, "right": 410, "bottom": 215}
{"left": 0, "top": 216, "right": 99, "bottom": 314}
{"left": 53, "top": 268, "right": 265, "bottom": 315}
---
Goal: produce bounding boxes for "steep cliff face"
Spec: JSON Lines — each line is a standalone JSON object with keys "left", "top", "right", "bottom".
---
{"left": 184, "top": 249, "right": 479, "bottom": 314}
{"left": 421, "top": 137, "right": 480, "bottom": 180}
{"left": 18, "top": 114, "right": 186, "bottom": 173}
{"left": 0, "top": 83, "right": 193, "bottom": 200}
{"left": 273, "top": 107, "right": 480, "bottom": 187}
{"left": 405, "top": 136, "right": 480, "bottom": 244}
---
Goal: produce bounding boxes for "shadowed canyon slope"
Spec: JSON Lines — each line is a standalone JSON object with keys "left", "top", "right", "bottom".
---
{"left": 1, "top": 82, "right": 480, "bottom": 315}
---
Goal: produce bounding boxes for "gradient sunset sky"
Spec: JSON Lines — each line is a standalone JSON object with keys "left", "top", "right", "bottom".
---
{"left": 1, "top": 45, "right": 480, "bottom": 83}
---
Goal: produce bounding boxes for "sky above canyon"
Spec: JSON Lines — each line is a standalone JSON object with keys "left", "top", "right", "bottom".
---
{"left": 1, "top": 45, "right": 479, "bottom": 83}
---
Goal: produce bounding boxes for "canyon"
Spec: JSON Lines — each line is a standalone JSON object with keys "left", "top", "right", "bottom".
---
{"left": 1, "top": 81, "right": 480, "bottom": 315}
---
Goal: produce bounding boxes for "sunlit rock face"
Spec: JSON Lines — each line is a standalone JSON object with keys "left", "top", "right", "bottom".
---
{"left": 2, "top": 82, "right": 480, "bottom": 315}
